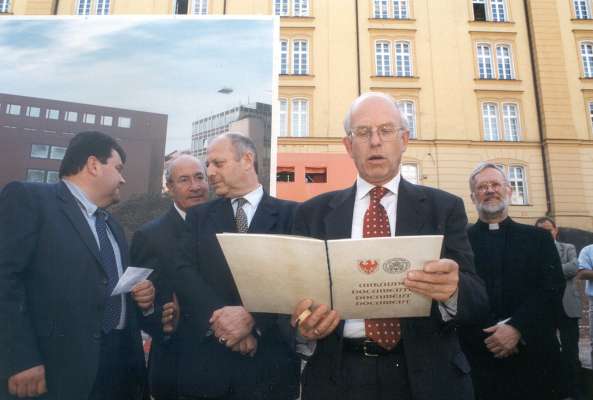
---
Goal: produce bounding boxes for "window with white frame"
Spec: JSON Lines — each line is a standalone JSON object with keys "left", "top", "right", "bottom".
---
{"left": 101, "top": 115, "right": 113, "bottom": 126}
{"left": 508, "top": 165, "right": 527, "bottom": 204}
{"left": 496, "top": 44, "right": 514, "bottom": 79}
{"left": 399, "top": 100, "right": 416, "bottom": 139}
{"left": 31, "top": 144, "right": 50, "bottom": 159}
{"left": 26, "top": 169, "right": 46, "bottom": 183}
{"left": 192, "top": 0, "right": 208, "bottom": 14}
{"left": 374, "top": 0, "right": 388, "bottom": 18}
{"left": 46, "top": 108, "right": 59, "bottom": 120}
{"left": 26, "top": 106, "right": 41, "bottom": 118}
{"left": 291, "top": 98, "right": 309, "bottom": 137}
{"left": 293, "top": 40, "right": 308, "bottom": 75}
{"left": 76, "top": 0, "right": 91, "bottom": 15}
{"left": 6, "top": 104, "right": 21, "bottom": 115}
{"left": 274, "top": 0, "right": 308, "bottom": 16}
{"left": 477, "top": 43, "right": 494, "bottom": 79}
{"left": 482, "top": 101, "right": 521, "bottom": 141}
{"left": 472, "top": 0, "right": 507, "bottom": 22}
{"left": 96, "top": 0, "right": 110, "bottom": 15}
{"left": 50, "top": 146, "right": 66, "bottom": 160}
{"left": 394, "top": 41, "right": 412, "bottom": 77}
{"left": 64, "top": 111, "right": 78, "bottom": 122}
{"left": 83, "top": 113, "right": 96, "bottom": 124}
{"left": 393, "top": 0, "right": 408, "bottom": 19}
{"left": 581, "top": 42, "right": 593, "bottom": 78}
{"left": 46, "top": 171, "right": 59, "bottom": 183}
{"left": 279, "top": 98, "right": 288, "bottom": 136}
{"left": 0, "top": 0, "right": 10, "bottom": 13}
{"left": 373, "top": 0, "right": 408, "bottom": 19}
{"left": 574, "top": 0, "right": 591, "bottom": 19}
{"left": 118, "top": 117, "right": 131, "bottom": 128}
{"left": 375, "top": 41, "right": 392, "bottom": 76}
{"left": 482, "top": 102, "right": 499, "bottom": 140}
{"left": 280, "top": 40, "right": 289, "bottom": 74}
{"left": 401, "top": 163, "right": 418, "bottom": 184}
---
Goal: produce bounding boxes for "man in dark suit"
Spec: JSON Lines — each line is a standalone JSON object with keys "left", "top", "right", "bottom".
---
{"left": 130, "top": 154, "right": 208, "bottom": 400}
{"left": 536, "top": 217, "right": 580, "bottom": 400}
{"left": 173, "top": 133, "right": 300, "bottom": 400}
{"left": 0, "top": 131, "right": 154, "bottom": 399}
{"left": 290, "top": 92, "right": 488, "bottom": 400}
{"left": 460, "top": 163, "right": 565, "bottom": 400}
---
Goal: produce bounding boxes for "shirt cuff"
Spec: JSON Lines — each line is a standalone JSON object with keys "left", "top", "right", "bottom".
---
{"left": 295, "top": 330, "right": 317, "bottom": 357}
{"left": 438, "top": 290, "right": 458, "bottom": 321}
{"left": 142, "top": 305, "right": 155, "bottom": 316}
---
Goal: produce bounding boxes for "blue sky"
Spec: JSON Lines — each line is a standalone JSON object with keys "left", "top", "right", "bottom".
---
{"left": 0, "top": 17, "right": 274, "bottom": 152}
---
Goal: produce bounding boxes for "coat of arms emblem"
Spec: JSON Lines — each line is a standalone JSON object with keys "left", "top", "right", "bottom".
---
{"left": 358, "top": 259, "right": 379, "bottom": 274}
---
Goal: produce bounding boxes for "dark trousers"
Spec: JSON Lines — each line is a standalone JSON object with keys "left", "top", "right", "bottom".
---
{"left": 88, "top": 329, "right": 137, "bottom": 400}
{"left": 557, "top": 315, "right": 580, "bottom": 398}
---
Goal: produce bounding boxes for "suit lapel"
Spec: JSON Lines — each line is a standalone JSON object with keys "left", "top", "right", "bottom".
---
{"left": 324, "top": 185, "right": 356, "bottom": 240}
{"left": 208, "top": 198, "right": 237, "bottom": 233}
{"left": 395, "top": 178, "right": 426, "bottom": 236}
{"left": 57, "top": 182, "right": 103, "bottom": 267}
{"left": 249, "top": 193, "right": 278, "bottom": 233}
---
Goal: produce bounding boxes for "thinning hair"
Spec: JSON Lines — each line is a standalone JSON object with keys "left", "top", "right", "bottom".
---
{"left": 468, "top": 162, "right": 508, "bottom": 192}
{"left": 215, "top": 132, "right": 258, "bottom": 174}
{"left": 342, "top": 92, "right": 410, "bottom": 135}
{"left": 164, "top": 154, "right": 204, "bottom": 183}
{"left": 59, "top": 131, "right": 126, "bottom": 178}
{"left": 535, "top": 216, "right": 556, "bottom": 228}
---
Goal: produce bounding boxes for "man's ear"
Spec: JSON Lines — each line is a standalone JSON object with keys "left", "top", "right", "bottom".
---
{"left": 342, "top": 136, "right": 354, "bottom": 159}
{"left": 470, "top": 191, "right": 477, "bottom": 205}
{"left": 242, "top": 151, "right": 255, "bottom": 170}
{"left": 85, "top": 156, "right": 100, "bottom": 177}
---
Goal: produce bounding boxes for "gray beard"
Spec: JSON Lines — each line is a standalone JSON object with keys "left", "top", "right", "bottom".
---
{"left": 476, "top": 197, "right": 509, "bottom": 220}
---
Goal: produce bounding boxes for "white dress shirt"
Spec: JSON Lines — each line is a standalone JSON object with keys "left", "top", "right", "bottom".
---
{"left": 231, "top": 184, "right": 264, "bottom": 227}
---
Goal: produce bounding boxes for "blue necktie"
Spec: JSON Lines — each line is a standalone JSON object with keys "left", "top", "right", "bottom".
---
{"left": 95, "top": 209, "right": 122, "bottom": 332}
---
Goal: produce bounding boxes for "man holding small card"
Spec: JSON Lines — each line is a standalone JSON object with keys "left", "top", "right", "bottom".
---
{"left": 0, "top": 131, "right": 153, "bottom": 400}
{"left": 290, "top": 92, "right": 488, "bottom": 400}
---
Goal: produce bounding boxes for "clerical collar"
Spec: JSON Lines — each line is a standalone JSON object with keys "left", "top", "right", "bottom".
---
{"left": 476, "top": 217, "right": 512, "bottom": 231}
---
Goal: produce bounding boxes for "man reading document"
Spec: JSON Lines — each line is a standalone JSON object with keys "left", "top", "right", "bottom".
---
{"left": 290, "top": 92, "right": 488, "bottom": 400}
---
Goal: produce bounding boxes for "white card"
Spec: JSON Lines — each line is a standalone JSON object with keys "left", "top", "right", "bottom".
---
{"left": 111, "top": 266, "right": 153, "bottom": 296}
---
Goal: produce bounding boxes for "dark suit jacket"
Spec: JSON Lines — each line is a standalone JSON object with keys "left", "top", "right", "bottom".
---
{"left": 0, "top": 181, "right": 146, "bottom": 400}
{"left": 131, "top": 206, "right": 186, "bottom": 400}
{"left": 174, "top": 193, "right": 300, "bottom": 399}
{"left": 293, "top": 179, "right": 488, "bottom": 400}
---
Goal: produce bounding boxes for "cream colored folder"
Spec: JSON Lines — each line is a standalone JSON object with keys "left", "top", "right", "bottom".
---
{"left": 216, "top": 233, "right": 443, "bottom": 319}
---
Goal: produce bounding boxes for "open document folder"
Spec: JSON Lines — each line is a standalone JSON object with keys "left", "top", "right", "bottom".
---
{"left": 216, "top": 234, "right": 443, "bottom": 319}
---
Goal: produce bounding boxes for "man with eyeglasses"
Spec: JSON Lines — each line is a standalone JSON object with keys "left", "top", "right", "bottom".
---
{"left": 459, "top": 163, "right": 565, "bottom": 400}
{"left": 130, "top": 154, "right": 208, "bottom": 400}
{"left": 289, "top": 92, "right": 488, "bottom": 400}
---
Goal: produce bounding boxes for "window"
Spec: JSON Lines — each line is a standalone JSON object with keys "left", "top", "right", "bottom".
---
{"left": 374, "top": 0, "right": 388, "bottom": 18}
{"left": 6, "top": 104, "right": 21, "bottom": 115}
{"left": 279, "top": 98, "right": 288, "bottom": 136}
{"left": 31, "top": 144, "right": 50, "bottom": 159}
{"left": 50, "top": 146, "right": 66, "bottom": 160}
{"left": 482, "top": 101, "right": 521, "bottom": 141}
{"left": 26, "top": 169, "right": 46, "bottom": 183}
{"left": 46, "top": 171, "right": 59, "bottom": 183}
{"left": 46, "top": 109, "right": 59, "bottom": 120}
{"left": 76, "top": 0, "right": 91, "bottom": 15}
{"left": 373, "top": 0, "right": 408, "bottom": 18}
{"left": 274, "top": 0, "right": 308, "bottom": 16}
{"left": 589, "top": 101, "right": 593, "bottom": 131}
{"left": 395, "top": 41, "right": 412, "bottom": 77}
{"left": 83, "top": 113, "right": 96, "bottom": 124}
{"left": 401, "top": 163, "right": 418, "bottom": 184}
{"left": 118, "top": 117, "right": 131, "bottom": 128}
{"left": 277, "top": 166, "right": 295, "bottom": 182}
{"left": 508, "top": 165, "right": 527, "bottom": 204}
{"left": 101, "top": 115, "right": 113, "bottom": 126}
{"left": 280, "top": 40, "right": 289, "bottom": 74}
{"left": 375, "top": 41, "right": 392, "bottom": 76}
{"left": 291, "top": 98, "right": 309, "bottom": 137}
{"left": 192, "top": 0, "right": 208, "bottom": 14}
{"left": 64, "top": 111, "right": 78, "bottom": 122}
{"left": 496, "top": 45, "right": 514, "bottom": 79}
{"left": 482, "top": 102, "right": 499, "bottom": 140}
{"left": 473, "top": 0, "right": 507, "bottom": 22}
{"left": 0, "top": 0, "right": 10, "bottom": 13}
{"left": 174, "top": 0, "right": 188, "bottom": 14}
{"left": 305, "top": 167, "right": 326, "bottom": 183}
{"left": 399, "top": 100, "right": 416, "bottom": 139}
{"left": 26, "top": 106, "right": 40, "bottom": 118}
{"left": 477, "top": 44, "right": 494, "bottom": 79}
{"left": 293, "top": 40, "right": 308, "bottom": 75}
{"left": 575, "top": 0, "right": 591, "bottom": 19}
{"left": 393, "top": 0, "right": 408, "bottom": 19}
{"left": 96, "top": 0, "right": 110, "bottom": 14}
{"left": 581, "top": 42, "right": 593, "bottom": 78}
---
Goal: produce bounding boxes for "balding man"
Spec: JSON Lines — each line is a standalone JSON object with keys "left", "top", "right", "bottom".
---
{"left": 290, "top": 92, "right": 488, "bottom": 400}
{"left": 130, "top": 155, "right": 208, "bottom": 400}
{"left": 174, "top": 133, "right": 300, "bottom": 400}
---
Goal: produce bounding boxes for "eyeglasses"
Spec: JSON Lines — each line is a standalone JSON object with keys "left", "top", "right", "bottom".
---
{"left": 475, "top": 181, "right": 504, "bottom": 194}
{"left": 349, "top": 124, "right": 405, "bottom": 142}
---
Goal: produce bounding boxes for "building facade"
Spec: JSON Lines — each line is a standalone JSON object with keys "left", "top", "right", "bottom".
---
{"left": 3, "top": 0, "right": 593, "bottom": 229}
{"left": 0, "top": 93, "right": 167, "bottom": 201}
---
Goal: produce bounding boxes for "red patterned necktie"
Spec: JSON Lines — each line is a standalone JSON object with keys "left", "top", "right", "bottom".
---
{"left": 363, "top": 187, "right": 401, "bottom": 350}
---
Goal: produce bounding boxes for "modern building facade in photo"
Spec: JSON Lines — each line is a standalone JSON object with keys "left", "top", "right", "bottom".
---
{"left": 4, "top": 0, "right": 593, "bottom": 230}
{"left": 0, "top": 92, "right": 167, "bottom": 201}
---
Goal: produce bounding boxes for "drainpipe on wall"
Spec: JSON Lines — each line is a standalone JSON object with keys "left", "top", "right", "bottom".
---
{"left": 523, "top": 0, "right": 552, "bottom": 216}
{"left": 355, "top": 0, "right": 361, "bottom": 96}
{"left": 223, "top": 0, "right": 227, "bottom": 14}
{"left": 52, "top": 0, "right": 60, "bottom": 14}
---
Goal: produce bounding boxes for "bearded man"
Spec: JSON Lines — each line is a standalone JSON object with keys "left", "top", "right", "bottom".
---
{"left": 459, "top": 163, "right": 565, "bottom": 400}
